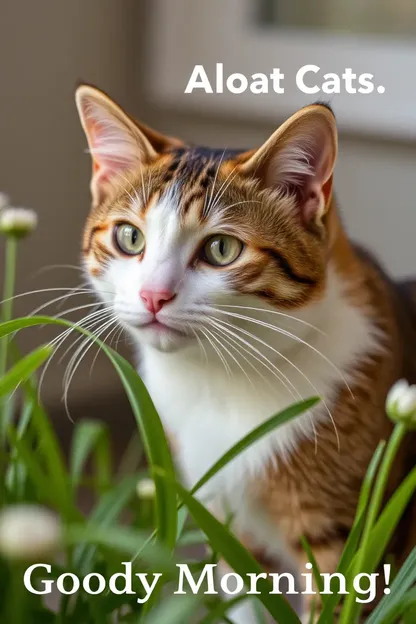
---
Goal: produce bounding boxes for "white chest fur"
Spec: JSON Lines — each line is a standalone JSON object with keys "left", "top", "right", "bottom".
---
{"left": 139, "top": 270, "right": 379, "bottom": 549}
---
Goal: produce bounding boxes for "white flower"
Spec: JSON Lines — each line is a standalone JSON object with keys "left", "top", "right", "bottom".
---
{"left": 0, "top": 192, "right": 10, "bottom": 210}
{"left": 0, "top": 505, "right": 61, "bottom": 560}
{"left": 0, "top": 207, "right": 38, "bottom": 237}
{"left": 136, "top": 478, "right": 156, "bottom": 499}
{"left": 386, "top": 379, "right": 416, "bottom": 427}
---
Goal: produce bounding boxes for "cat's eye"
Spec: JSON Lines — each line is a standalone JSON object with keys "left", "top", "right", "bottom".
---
{"left": 201, "top": 235, "right": 243, "bottom": 267}
{"left": 114, "top": 223, "right": 145, "bottom": 256}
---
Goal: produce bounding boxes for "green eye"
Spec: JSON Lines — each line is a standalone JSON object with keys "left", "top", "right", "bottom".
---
{"left": 115, "top": 223, "right": 145, "bottom": 255}
{"left": 201, "top": 235, "right": 243, "bottom": 267}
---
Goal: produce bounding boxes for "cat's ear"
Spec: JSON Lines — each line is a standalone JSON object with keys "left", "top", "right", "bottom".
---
{"left": 75, "top": 85, "right": 181, "bottom": 205}
{"left": 240, "top": 104, "right": 337, "bottom": 226}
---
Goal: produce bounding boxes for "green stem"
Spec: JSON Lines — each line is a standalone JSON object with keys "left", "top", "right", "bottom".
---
{"left": 340, "top": 422, "right": 407, "bottom": 624}
{"left": 0, "top": 235, "right": 18, "bottom": 376}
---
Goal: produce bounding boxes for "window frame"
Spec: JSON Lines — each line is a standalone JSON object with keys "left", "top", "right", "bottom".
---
{"left": 148, "top": 0, "right": 416, "bottom": 140}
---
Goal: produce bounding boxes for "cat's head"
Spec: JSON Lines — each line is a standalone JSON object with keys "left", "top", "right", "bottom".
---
{"left": 75, "top": 85, "right": 337, "bottom": 352}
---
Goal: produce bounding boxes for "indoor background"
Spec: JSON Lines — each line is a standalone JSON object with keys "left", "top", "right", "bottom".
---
{"left": 0, "top": 0, "right": 415, "bottom": 440}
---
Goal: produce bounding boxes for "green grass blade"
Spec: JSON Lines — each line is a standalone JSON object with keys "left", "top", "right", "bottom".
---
{"left": 366, "top": 547, "right": 416, "bottom": 624}
{"left": 354, "top": 463, "right": 416, "bottom": 575}
{"left": 199, "top": 595, "right": 249, "bottom": 624}
{"left": 169, "top": 476, "right": 301, "bottom": 624}
{"left": 403, "top": 599, "right": 416, "bottom": 624}
{"left": 301, "top": 536, "right": 325, "bottom": 598}
{"left": 6, "top": 427, "right": 52, "bottom": 501}
{"left": 4, "top": 396, "right": 35, "bottom": 497}
{"left": 0, "top": 316, "right": 177, "bottom": 549}
{"left": 70, "top": 420, "right": 111, "bottom": 489}
{"left": 318, "top": 441, "right": 386, "bottom": 622}
{"left": 192, "top": 398, "right": 319, "bottom": 495}
{"left": 341, "top": 425, "right": 411, "bottom": 624}
{"left": 143, "top": 594, "right": 200, "bottom": 624}
{"left": 22, "top": 379, "right": 76, "bottom": 520}
{"left": 107, "top": 350, "right": 177, "bottom": 550}
{"left": 73, "top": 474, "right": 140, "bottom": 574}
{"left": 65, "top": 524, "right": 177, "bottom": 577}
{"left": 0, "top": 345, "right": 53, "bottom": 397}
{"left": 373, "top": 586, "right": 416, "bottom": 624}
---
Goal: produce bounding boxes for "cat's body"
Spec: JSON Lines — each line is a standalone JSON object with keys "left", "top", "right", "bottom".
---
{"left": 75, "top": 86, "right": 416, "bottom": 621}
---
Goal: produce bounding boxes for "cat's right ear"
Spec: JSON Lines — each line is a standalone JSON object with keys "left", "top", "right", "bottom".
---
{"left": 75, "top": 85, "right": 181, "bottom": 206}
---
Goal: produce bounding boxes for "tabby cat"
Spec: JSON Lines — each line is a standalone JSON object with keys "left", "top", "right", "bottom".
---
{"left": 75, "top": 85, "right": 416, "bottom": 622}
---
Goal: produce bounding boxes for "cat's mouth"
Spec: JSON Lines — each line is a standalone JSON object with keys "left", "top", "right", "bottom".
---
{"left": 112, "top": 303, "right": 192, "bottom": 344}
{"left": 142, "top": 319, "right": 187, "bottom": 337}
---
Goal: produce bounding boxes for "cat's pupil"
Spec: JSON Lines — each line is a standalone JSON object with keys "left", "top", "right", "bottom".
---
{"left": 131, "top": 229, "right": 138, "bottom": 245}
{"left": 219, "top": 238, "right": 225, "bottom": 256}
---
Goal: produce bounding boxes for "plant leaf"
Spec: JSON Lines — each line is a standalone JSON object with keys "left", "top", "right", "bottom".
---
{"left": 0, "top": 316, "right": 177, "bottom": 549}
{"left": 65, "top": 523, "right": 177, "bottom": 577}
{"left": 73, "top": 474, "right": 140, "bottom": 574}
{"left": 0, "top": 345, "right": 52, "bottom": 397}
{"left": 70, "top": 420, "right": 111, "bottom": 488}
{"left": 167, "top": 475, "right": 301, "bottom": 624}
{"left": 318, "top": 441, "right": 386, "bottom": 622}
{"left": 192, "top": 398, "right": 319, "bottom": 495}
{"left": 366, "top": 547, "right": 416, "bottom": 624}
{"left": 144, "top": 593, "right": 200, "bottom": 624}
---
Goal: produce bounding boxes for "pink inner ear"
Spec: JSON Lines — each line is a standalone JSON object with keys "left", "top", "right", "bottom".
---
{"left": 93, "top": 167, "right": 112, "bottom": 189}
{"left": 302, "top": 182, "right": 322, "bottom": 224}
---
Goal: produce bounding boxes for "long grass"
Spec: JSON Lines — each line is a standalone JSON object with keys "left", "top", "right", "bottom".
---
{"left": 0, "top": 314, "right": 415, "bottom": 622}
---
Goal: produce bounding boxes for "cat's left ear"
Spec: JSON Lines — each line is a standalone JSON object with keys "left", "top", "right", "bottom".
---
{"left": 75, "top": 85, "right": 182, "bottom": 205}
{"left": 239, "top": 104, "right": 337, "bottom": 226}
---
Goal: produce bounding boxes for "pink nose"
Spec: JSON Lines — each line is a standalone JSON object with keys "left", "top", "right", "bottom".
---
{"left": 140, "top": 289, "right": 175, "bottom": 314}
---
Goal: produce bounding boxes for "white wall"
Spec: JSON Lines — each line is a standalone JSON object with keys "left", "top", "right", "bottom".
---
{"left": 0, "top": 0, "right": 141, "bottom": 408}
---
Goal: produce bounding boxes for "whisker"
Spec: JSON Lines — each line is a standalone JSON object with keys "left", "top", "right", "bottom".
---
{"left": 208, "top": 317, "right": 299, "bottom": 401}
{"left": 89, "top": 319, "right": 122, "bottom": 376}
{"left": 0, "top": 287, "right": 101, "bottom": 308}
{"left": 147, "top": 169, "right": 152, "bottom": 207}
{"left": 56, "top": 309, "right": 114, "bottom": 366}
{"left": 29, "top": 290, "right": 96, "bottom": 317}
{"left": 212, "top": 304, "right": 326, "bottom": 336}
{"left": 114, "top": 325, "right": 126, "bottom": 350}
{"left": 198, "top": 326, "right": 232, "bottom": 379}
{"left": 53, "top": 302, "right": 102, "bottom": 320}
{"left": 209, "top": 164, "right": 239, "bottom": 213}
{"left": 32, "top": 264, "right": 84, "bottom": 277}
{"left": 214, "top": 309, "right": 352, "bottom": 400}
{"left": 189, "top": 326, "right": 208, "bottom": 365}
{"left": 213, "top": 316, "right": 339, "bottom": 450}
{"left": 60, "top": 310, "right": 114, "bottom": 377}
{"left": 207, "top": 318, "right": 282, "bottom": 394}
{"left": 204, "top": 323, "right": 255, "bottom": 390}
{"left": 62, "top": 317, "right": 118, "bottom": 419}
{"left": 37, "top": 308, "right": 113, "bottom": 400}
{"left": 114, "top": 171, "right": 142, "bottom": 211}
{"left": 204, "top": 149, "right": 226, "bottom": 217}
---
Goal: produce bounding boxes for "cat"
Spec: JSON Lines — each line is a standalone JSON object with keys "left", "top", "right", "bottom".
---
{"left": 75, "top": 84, "right": 416, "bottom": 622}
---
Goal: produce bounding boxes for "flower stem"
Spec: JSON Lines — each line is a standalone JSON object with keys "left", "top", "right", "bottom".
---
{"left": 0, "top": 235, "right": 18, "bottom": 377}
{"left": 340, "top": 422, "right": 407, "bottom": 623}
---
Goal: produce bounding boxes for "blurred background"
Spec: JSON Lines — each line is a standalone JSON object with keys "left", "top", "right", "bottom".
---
{"left": 0, "top": 0, "right": 415, "bottom": 442}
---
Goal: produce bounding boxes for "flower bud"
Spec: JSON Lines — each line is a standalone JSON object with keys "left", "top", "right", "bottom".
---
{"left": 136, "top": 478, "right": 156, "bottom": 500}
{"left": 136, "top": 478, "right": 156, "bottom": 529}
{"left": 386, "top": 379, "right": 416, "bottom": 429}
{"left": 0, "top": 505, "right": 61, "bottom": 560}
{"left": 0, "top": 207, "right": 38, "bottom": 237}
